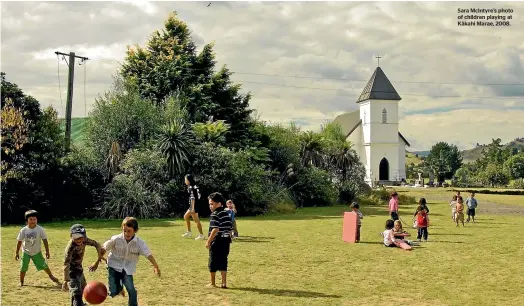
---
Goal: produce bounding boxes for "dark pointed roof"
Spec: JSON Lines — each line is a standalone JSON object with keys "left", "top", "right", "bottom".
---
{"left": 356, "top": 67, "right": 401, "bottom": 103}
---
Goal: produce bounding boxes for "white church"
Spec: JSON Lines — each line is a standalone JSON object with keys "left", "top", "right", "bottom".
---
{"left": 333, "top": 66, "right": 410, "bottom": 186}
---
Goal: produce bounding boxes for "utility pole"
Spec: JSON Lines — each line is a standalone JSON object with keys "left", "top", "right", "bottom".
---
{"left": 55, "top": 51, "right": 89, "bottom": 151}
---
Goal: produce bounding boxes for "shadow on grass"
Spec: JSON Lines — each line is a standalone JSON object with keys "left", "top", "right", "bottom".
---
{"left": 233, "top": 236, "right": 274, "bottom": 243}
{"left": 24, "top": 284, "right": 61, "bottom": 291}
{"left": 428, "top": 240, "right": 465, "bottom": 244}
{"left": 356, "top": 241, "right": 383, "bottom": 245}
{"left": 430, "top": 233, "right": 471, "bottom": 236}
{"left": 232, "top": 287, "right": 342, "bottom": 298}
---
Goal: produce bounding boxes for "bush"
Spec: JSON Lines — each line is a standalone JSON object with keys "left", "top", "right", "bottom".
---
{"left": 291, "top": 167, "right": 338, "bottom": 207}
{"left": 509, "top": 179, "right": 524, "bottom": 189}
{"left": 267, "top": 190, "right": 296, "bottom": 214}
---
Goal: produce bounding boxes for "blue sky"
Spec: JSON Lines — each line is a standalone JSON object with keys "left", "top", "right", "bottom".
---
{"left": 2, "top": 1, "right": 524, "bottom": 151}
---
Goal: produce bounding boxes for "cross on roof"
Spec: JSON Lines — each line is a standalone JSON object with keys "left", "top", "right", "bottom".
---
{"left": 376, "top": 55, "right": 382, "bottom": 67}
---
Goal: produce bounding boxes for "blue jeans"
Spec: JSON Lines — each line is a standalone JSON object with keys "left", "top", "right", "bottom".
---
{"left": 108, "top": 267, "right": 137, "bottom": 306}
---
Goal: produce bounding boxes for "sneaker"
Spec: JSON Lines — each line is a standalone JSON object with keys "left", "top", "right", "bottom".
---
{"left": 195, "top": 234, "right": 205, "bottom": 240}
{"left": 182, "top": 232, "right": 192, "bottom": 238}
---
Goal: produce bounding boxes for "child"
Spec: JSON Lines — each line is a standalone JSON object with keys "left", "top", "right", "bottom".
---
{"left": 388, "top": 192, "right": 399, "bottom": 221}
{"left": 182, "top": 174, "right": 206, "bottom": 240}
{"left": 393, "top": 220, "right": 418, "bottom": 246}
{"left": 382, "top": 220, "right": 399, "bottom": 248}
{"left": 416, "top": 206, "right": 429, "bottom": 242}
{"left": 62, "top": 224, "right": 105, "bottom": 306}
{"left": 15, "top": 210, "right": 61, "bottom": 287}
{"left": 450, "top": 195, "right": 458, "bottom": 222}
{"left": 350, "top": 202, "right": 363, "bottom": 242}
{"left": 206, "top": 192, "right": 233, "bottom": 289}
{"left": 413, "top": 198, "right": 430, "bottom": 217}
{"left": 103, "top": 217, "right": 161, "bottom": 306}
{"left": 455, "top": 196, "right": 465, "bottom": 227}
{"left": 226, "top": 200, "right": 239, "bottom": 238}
{"left": 466, "top": 192, "right": 478, "bottom": 223}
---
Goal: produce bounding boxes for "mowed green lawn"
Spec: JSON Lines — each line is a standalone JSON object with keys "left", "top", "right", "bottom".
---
{"left": 2, "top": 189, "right": 524, "bottom": 305}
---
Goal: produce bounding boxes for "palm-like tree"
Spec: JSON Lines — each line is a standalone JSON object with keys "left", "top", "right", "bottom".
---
{"left": 328, "top": 142, "right": 358, "bottom": 181}
{"left": 157, "top": 118, "right": 194, "bottom": 178}
{"left": 299, "top": 131, "right": 325, "bottom": 167}
{"left": 105, "top": 141, "right": 122, "bottom": 180}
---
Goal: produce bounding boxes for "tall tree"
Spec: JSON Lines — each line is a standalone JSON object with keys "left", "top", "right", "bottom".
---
{"left": 121, "top": 12, "right": 254, "bottom": 148}
{"left": 424, "top": 142, "right": 463, "bottom": 180}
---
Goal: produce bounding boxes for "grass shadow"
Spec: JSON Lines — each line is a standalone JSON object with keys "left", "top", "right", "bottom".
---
{"left": 233, "top": 236, "right": 274, "bottom": 243}
{"left": 232, "top": 287, "right": 341, "bottom": 298}
{"left": 41, "top": 219, "right": 178, "bottom": 230}
{"left": 356, "top": 241, "right": 383, "bottom": 245}
{"left": 23, "top": 284, "right": 61, "bottom": 291}
{"left": 430, "top": 233, "right": 471, "bottom": 236}
{"left": 428, "top": 240, "right": 465, "bottom": 244}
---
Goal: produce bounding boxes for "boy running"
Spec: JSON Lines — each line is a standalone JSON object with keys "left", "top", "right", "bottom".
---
{"left": 466, "top": 192, "right": 478, "bottom": 223}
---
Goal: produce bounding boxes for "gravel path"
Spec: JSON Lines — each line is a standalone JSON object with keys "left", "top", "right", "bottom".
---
{"left": 422, "top": 193, "right": 524, "bottom": 216}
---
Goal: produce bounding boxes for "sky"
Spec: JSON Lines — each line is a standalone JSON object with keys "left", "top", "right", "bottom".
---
{"left": 1, "top": 1, "right": 524, "bottom": 151}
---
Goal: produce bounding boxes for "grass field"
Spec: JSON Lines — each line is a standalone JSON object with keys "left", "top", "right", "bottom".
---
{"left": 2, "top": 188, "right": 524, "bottom": 305}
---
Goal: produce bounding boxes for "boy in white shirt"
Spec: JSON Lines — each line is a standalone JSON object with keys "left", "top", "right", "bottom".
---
{"left": 15, "top": 210, "right": 60, "bottom": 287}
{"left": 103, "top": 217, "right": 160, "bottom": 306}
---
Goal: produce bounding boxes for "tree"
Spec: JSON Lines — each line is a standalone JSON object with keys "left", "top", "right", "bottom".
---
{"left": 424, "top": 142, "right": 463, "bottom": 180}
{"left": 120, "top": 12, "right": 254, "bottom": 148}
{"left": 157, "top": 118, "right": 194, "bottom": 178}
{"left": 299, "top": 131, "right": 325, "bottom": 167}
{"left": 504, "top": 154, "right": 524, "bottom": 179}
{"left": 1, "top": 98, "right": 29, "bottom": 181}
{"left": 479, "top": 163, "right": 510, "bottom": 187}
{"left": 479, "top": 138, "right": 512, "bottom": 167}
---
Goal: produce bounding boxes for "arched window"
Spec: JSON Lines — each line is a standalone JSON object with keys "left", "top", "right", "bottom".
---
{"left": 382, "top": 108, "right": 387, "bottom": 124}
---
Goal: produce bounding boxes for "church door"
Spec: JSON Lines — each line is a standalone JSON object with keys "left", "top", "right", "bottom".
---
{"left": 379, "top": 158, "right": 389, "bottom": 181}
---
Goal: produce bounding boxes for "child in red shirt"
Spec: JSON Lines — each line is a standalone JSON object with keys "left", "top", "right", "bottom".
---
{"left": 416, "top": 206, "right": 429, "bottom": 242}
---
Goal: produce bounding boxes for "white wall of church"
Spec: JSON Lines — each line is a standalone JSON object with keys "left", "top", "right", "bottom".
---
{"left": 397, "top": 137, "right": 406, "bottom": 180}
{"left": 360, "top": 100, "right": 400, "bottom": 144}
{"left": 368, "top": 143, "right": 401, "bottom": 182}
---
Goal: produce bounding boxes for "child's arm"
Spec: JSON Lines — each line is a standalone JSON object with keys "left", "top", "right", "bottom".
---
{"left": 15, "top": 241, "right": 22, "bottom": 260}
{"left": 206, "top": 228, "right": 219, "bottom": 249}
{"left": 147, "top": 255, "right": 161, "bottom": 276}
{"left": 62, "top": 241, "right": 74, "bottom": 291}
{"left": 43, "top": 239, "right": 51, "bottom": 259}
{"left": 358, "top": 210, "right": 363, "bottom": 219}
{"left": 85, "top": 238, "right": 105, "bottom": 272}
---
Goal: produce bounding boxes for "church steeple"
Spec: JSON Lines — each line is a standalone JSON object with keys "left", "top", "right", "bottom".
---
{"left": 356, "top": 67, "right": 401, "bottom": 103}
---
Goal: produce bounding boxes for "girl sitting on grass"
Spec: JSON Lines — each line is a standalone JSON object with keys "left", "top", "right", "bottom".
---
{"left": 393, "top": 220, "right": 418, "bottom": 246}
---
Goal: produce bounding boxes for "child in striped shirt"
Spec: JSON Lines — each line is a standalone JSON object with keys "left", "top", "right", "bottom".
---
{"left": 103, "top": 217, "right": 160, "bottom": 306}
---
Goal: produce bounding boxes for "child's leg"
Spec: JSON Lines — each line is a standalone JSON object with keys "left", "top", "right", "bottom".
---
{"left": 233, "top": 220, "right": 238, "bottom": 236}
{"left": 19, "top": 253, "right": 31, "bottom": 285}
{"left": 191, "top": 213, "right": 204, "bottom": 235}
{"left": 122, "top": 272, "right": 138, "bottom": 306}
{"left": 108, "top": 267, "right": 125, "bottom": 298}
{"left": 208, "top": 247, "right": 218, "bottom": 287}
{"left": 417, "top": 228, "right": 422, "bottom": 240}
{"left": 220, "top": 271, "right": 227, "bottom": 288}
{"left": 423, "top": 227, "right": 428, "bottom": 241}
{"left": 31, "top": 252, "right": 59, "bottom": 284}
{"left": 356, "top": 225, "right": 361, "bottom": 242}
{"left": 69, "top": 270, "right": 85, "bottom": 306}
{"left": 184, "top": 210, "right": 192, "bottom": 232}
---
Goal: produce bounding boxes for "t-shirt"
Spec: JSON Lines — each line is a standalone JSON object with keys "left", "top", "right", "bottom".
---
{"left": 187, "top": 185, "right": 201, "bottom": 211}
{"left": 17, "top": 225, "right": 47, "bottom": 256}
{"left": 389, "top": 198, "right": 398, "bottom": 212}
{"left": 466, "top": 197, "right": 478, "bottom": 209}
{"left": 226, "top": 208, "right": 235, "bottom": 222}
{"left": 354, "top": 210, "right": 363, "bottom": 225}
{"left": 383, "top": 229, "right": 396, "bottom": 246}
{"left": 208, "top": 206, "right": 232, "bottom": 239}
{"left": 450, "top": 200, "right": 457, "bottom": 210}
{"left": 417, "top": 211, "right": 428, "bottom": 227}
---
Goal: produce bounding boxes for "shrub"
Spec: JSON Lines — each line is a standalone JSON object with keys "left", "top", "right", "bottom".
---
{"left": 267, "top": 190, "right": 296, "bottom": 214}
{"left": 509, "top": 179, "right": 524, "bottom": 189}
{"left": 291, "top": 167, "right": 338, "bottom": 207}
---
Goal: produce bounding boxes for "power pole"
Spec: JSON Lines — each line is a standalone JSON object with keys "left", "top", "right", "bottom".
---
{"left": 55, "top": 51, "right": 89, "bottom": 151}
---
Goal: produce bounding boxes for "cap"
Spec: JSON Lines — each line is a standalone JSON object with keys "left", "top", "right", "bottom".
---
{"left": 25, "top": 210, "right": 38, "bottom": 220}
{"left": 70, "top": 224, "right": 87, "bottom": 238}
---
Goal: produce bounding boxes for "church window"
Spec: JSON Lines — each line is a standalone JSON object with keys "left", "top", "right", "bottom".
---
{"left": 382, "top": 109, "right": 387, "bottom": 124}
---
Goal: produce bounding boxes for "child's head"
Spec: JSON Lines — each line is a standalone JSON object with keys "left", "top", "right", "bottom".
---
{"left": 452, "top": 195, "right": 458, "bottom": 201}
{"left": 394, "top": 220, "right": 402, "bottom": 231}
{"left": 417, "top": 206, "right": 425, "bottom": 215}
{"left": 470, "top": 192, "right": 475, "bottom": 198}
{"left": 24, "top": 210, "right": 38, "bottom": 227}
{"left": 385, "top": 219, "right": 394, "bottom": 230}
{"left": 350, "top": 202, "right": 359, "bottom": 210}
{"left": 419, "top": 198, "right": 427, "bottom": 206}
{"left": 391, "top": 192, "right": 398, "bottom": 199}
{"left": 456, "top": 190, "right": 461, "bottom": 196}
{"left": 226, "top": 200, "right": 234, "bottom": 209}
{"left": 208, "top": 192, "right": 225, "bottom": 212}
{"left": 70, "top": 224, "right": 87, "bottom": 245}
{"left": 457, "top": 196, "right": 464, "bottom": 204}
{"left": 184, "top": 174, "right": 195, "bottom": 186}
{"left": 122, "top": 217, "right": 139, "bottom": 241}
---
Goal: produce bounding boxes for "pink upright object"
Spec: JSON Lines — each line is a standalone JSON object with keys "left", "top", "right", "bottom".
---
{"left": 398, "top": 240, "right": 412, "bottom": 250}
{"left": 342, "top": 212, "right": 358, "bottom": 243}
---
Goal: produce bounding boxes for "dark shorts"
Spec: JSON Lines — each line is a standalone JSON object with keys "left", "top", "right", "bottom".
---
{"left": 467, "top": 208, "right": 476, "bottom": 216}
{"left": 390, "top": 211, "right": 399, "bottom": 221}
{"left": 209, "top": 237, "right": 231, "bottom": 272}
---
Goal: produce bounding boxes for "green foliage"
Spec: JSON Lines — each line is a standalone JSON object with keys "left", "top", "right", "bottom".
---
{"left": 478, "top": 163, "right": 510, "bottom": 187}
{"left": 292, "top": 167, "right": 338, "bottom": 207}
{"left": 157, "top": 118, "right": 194, "bottom": 178}
{"left": 192, "top": 120, "right": 230, "bottom": 144}
{"left": 509, "top": 179, "right": 524, "bottom": 189}
{"left": 102, "top": 149, "right": 170, "bottom": 218}
{"left": 424, "top": 142, "right": 463, "bottom": 180}
{"left": 503, "top": 154, "right": 524, "bottom": 179}
{"left": 86, "top": 78, "right": 163, "bottom": 165}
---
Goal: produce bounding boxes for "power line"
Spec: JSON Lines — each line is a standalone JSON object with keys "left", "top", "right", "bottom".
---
{"left": 56, "top": 54, "right": 64, "bottom": 115}
{"left": 87, "top": 57, "right": 524, "bottom": 87}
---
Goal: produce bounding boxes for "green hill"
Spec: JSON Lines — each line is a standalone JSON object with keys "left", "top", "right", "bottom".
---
{"left": 59, "top": 118, "right": 89, "bottom": 144}
{"left": 461, "top": 138, "right": 524, "bottom": 163}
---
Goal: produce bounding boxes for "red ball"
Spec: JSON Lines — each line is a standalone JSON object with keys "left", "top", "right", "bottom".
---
{"left": 83, "top": 281, "right": 107, "bottom": 305}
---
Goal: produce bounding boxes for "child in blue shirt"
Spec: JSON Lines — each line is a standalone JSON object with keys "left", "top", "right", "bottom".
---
{"left": 226, "top": 200, "right": 239, "bottom": 238}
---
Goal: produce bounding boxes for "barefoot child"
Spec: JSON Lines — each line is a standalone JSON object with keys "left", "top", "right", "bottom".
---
{"left": 466, "top": 192, "right": 478, "bottom": 223}
{"left": 103, "top": 217, "right": 161, "bottom": 306}
{"left": 15, "top": 210, "right": 61, "bottom": 287}
{"left": 383, "top": 220, "right": 401, "bottom": 248}
{"left": 393, "top": 220, "right": 418, "bottom": 246}
{"left": 388, "top": 192, "right": 399, "bottom": 221}
{"left": 455, "top": 196, "right": 465, "bottom": 227}
{"left": 62, "top": 224, "right": 105, "bottom": 306}
{"left": 206, "top": 192, "right": 233, "bottom": 288}
{"left": 449, "top": 195, "right": 458, "bottom": 222}
{"left": 416, "top": 206, "right": 429, "bottom": 242}
{"left": 350, "top": 202, "right": 363, "bottom": 242}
